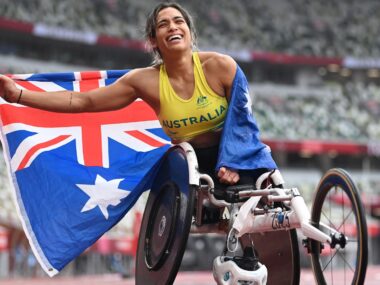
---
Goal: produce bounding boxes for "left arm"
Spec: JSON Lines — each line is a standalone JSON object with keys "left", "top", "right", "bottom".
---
{"left": 202, "top": 53, "right": 239, "bottom": 185}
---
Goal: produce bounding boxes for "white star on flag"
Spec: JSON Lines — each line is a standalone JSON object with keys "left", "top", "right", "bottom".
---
{"left": 243, "top": 87, "right": 253, "bottom": 115}
{"left": 76, "top": 175, "right": 130, "bottom": 219}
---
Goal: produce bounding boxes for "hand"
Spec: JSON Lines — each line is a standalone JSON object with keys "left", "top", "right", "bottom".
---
{"left": 0, "top": 75, "right": 18, "bottom": 103}
{"left": 217, "top": 167, "right": 240, "bottom": 185}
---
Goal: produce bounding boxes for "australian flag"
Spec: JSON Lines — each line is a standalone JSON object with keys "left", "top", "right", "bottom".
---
{"left": 0, "top": 66, "right": 276, "bottom": 276}
{"left": 217, "top": 66, "right": 277, "bottom": 171}
{"left": 0, "top": 70, "right": 171, "bottom": 276}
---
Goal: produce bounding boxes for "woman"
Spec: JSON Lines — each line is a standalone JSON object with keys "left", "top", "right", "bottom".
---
{"left": 0, "top": 2, "right": 269, "bottom": 187}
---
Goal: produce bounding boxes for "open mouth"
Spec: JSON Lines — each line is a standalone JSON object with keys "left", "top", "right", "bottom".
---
{"left": 167, "top": 35, "right": 183, "bottom": 42}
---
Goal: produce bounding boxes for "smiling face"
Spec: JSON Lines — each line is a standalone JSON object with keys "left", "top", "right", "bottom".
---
{"left": 152, "top": 7, "right": 192, "bottom": 55}
{"left": 145, "top": 3, "right": 197, "bottom": 65}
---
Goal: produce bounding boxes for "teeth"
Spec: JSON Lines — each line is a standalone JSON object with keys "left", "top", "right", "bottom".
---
{"left": 168, "top": 35, "right": 182, "bottom": 41}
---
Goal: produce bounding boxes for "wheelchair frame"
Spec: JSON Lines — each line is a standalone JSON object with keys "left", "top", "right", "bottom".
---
{"left": 181, "top": 142, "right": 368, "bottom": 285}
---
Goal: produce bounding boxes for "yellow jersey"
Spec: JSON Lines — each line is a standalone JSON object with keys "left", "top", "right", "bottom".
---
{"left": 158, "top": 52, "right": 228, "bottom": 141}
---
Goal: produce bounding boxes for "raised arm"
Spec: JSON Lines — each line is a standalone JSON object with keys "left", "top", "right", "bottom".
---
{"left": 0, "top": 69, "right": 142, "bottom": 113}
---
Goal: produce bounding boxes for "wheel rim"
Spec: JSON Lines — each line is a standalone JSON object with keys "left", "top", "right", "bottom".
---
{"left": 311, "top": 169, "right": 367, "bottom": 285}
{"left": 318, "top": 186, "right": 359, "bottom": 283}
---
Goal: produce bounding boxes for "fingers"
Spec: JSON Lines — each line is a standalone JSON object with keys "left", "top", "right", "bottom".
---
{"left": 0, "top": 76, "right": 16, "bottom": 102}
{"left": 0, "top": 76, "right": 6, "bottom": 99}
{"left": 0, "top": 75, "right": 8, "bottom": 97}
{"left": 218, "top": 167, "right": 240, "bottom": 185}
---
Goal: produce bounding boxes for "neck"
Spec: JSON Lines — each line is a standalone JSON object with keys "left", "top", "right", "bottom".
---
{"left": 162, "top": 50, "right": 193, "bottom": 78}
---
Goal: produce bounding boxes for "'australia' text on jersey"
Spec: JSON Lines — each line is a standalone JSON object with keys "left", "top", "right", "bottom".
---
{"left": 161, "top": 104, "right": 226, "bottom": 129}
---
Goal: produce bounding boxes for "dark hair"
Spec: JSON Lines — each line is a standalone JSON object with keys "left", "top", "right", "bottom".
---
{"left": 145, "top": 2, "right": 197, "bottom": 65}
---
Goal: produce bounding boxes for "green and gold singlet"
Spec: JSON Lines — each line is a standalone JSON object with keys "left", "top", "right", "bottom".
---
{"left": 158, "top": 52, "right": 228, "bottom": 141}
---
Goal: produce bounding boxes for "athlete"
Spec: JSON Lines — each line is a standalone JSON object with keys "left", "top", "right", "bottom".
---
{"left": 1, "top": 3, "right": 273, "bottom": 284}
{"left": 0, "top": 2, "right": 270, "bottom": 187}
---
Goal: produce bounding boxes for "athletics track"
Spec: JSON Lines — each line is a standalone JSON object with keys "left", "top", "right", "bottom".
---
{"left": 0, "top": 266, "right": 379, "bottom": 285}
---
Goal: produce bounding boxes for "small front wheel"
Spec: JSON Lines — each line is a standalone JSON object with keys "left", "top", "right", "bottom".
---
{"left": 310, "top": 168, "right": 368, "bottom": 285}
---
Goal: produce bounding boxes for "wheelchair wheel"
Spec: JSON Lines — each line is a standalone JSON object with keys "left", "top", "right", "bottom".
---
{"left": 240, "top": 229, "right": 300, "bottom": 285}
{"left": 136, "top": 146, "right": 196, "bottom": 285}
{"left": 310, "top": 168, "right": 368, "bottom": 285}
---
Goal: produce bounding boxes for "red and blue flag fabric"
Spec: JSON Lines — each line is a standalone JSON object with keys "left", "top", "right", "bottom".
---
{"left": 0, "top": 66, "right": 276, "bottom": 276}
{"left": 0, "top": 70, "right": 171, "bottom": 276}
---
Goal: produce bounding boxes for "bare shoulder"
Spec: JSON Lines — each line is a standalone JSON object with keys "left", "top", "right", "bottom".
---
{"left": 198, "top": 51, "right": 237, "bottom": 89}
{"left": 117, "top": 66, "right": 160, "bottom": 109}
{"left": 117, "top": 67, "right": 159, "bottom": 95}
{"left": 198, "top": 52, "right": 236, "bottom": 75}
{"left": 118, "top": 66, "right": 159, "bottom": 86}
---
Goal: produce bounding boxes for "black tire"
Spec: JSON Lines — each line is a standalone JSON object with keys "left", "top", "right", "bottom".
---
{"left": 290, "top": 229, "right": 301, "bottom": 285}
{"left": 310, "top": 168, "right": 368, "bottom": 285}
{"left": 135, "top": 146, "right": 196, "bottom": 285}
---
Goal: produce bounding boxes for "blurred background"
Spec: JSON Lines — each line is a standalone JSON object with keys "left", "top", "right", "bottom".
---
{"left": 0, "top": 0, "right": 379, "bottom": 281}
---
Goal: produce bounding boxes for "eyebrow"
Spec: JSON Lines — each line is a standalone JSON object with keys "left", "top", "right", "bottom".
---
{"left": 157, "top": 15, "right": 185, "bottom": 25}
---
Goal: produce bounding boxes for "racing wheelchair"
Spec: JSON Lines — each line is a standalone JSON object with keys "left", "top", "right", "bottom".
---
{"left": 135, "top": 143, "right": 368, "bottom": 285}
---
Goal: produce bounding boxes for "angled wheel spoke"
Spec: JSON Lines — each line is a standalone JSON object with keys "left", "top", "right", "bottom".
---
{"left": 321, "top": 209, "right": 339, "bottom": 232}
{"left": 336, "top": 249, "right": 355, "bottom": 273}
{"left": 321, "top": 190, "right": 354, "bottom": 234}
{"left": 322, "top": 248, "right": 355, "bottom": 274}
{"left": 322, "top": 249, "right": 339, "bottom": 271}
{"left": 336, "top": 210, "right": 354, "bottom": 233}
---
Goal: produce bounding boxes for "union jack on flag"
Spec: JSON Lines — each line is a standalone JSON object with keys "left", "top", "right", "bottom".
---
{"left": 0, "top": 70, "right": 171, "bottom": 276}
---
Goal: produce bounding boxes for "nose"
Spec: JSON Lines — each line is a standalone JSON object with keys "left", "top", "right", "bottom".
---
{"left": 168, "top": 21, "right": 178, "bottom": 31}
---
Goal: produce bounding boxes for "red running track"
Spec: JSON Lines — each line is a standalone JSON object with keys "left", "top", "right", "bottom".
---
{"left": 0, "top": 267, "right": 379, "bottom": 285}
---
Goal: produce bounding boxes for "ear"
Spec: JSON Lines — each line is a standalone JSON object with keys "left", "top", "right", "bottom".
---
{"left": 150, "top": 37, "right": 157, "bottom": 48}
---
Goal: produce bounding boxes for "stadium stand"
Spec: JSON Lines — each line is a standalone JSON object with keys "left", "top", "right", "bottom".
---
{"left": 1, "top": 1, "right": 380, "bottom": 142}
{"left": 0, "top": 0, "right": 380, "bottom": 277}
{"left": 1, "top": 0, "right": 380, "bottom": 57}
{"left": 253, "top": 81, "right": 380, "bottom": 142}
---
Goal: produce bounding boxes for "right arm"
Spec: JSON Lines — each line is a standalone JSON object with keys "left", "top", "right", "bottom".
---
{"left": 0, "top": 69, "right": 143, "bottom": 113}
